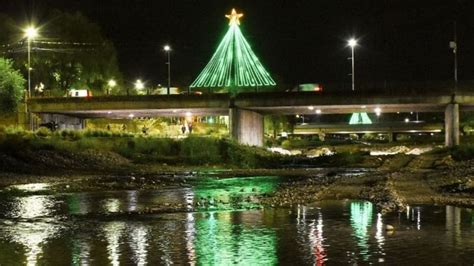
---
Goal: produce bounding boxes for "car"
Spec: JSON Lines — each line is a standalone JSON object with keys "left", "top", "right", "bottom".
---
{"left": 68, "top": 89, "right": 92, "bottom": 97}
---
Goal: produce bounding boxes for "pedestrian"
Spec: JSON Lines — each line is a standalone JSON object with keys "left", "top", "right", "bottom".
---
{"left": 122, "top": 124, "right": 127, "bottom": 131}
{"left": 181, "top": 124, "right": 186, "bottom": 134}
{"left": 107, "top": 124, "right": 111, "bottom": 131}
{"left": 188, "top": 123, "right": 193, "bottom": 134}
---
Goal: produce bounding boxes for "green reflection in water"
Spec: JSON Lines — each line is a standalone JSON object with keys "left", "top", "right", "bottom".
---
{"left": 192, "top": 176, "right": 280, "bottom": 211}
{"left": 350, "top": 201, "right": 374, "bottom": 261}
{"left": 194, "top": 211, "right": 277, "bottom": 265}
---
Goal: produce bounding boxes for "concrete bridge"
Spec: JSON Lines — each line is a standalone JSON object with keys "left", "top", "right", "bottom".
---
{"left": 28, "top": 90, "right": 474, "bottom": 147}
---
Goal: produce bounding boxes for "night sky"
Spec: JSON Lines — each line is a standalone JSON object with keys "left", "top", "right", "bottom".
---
{"left": 3, "top": 0, "right": 474, "bottom": 89}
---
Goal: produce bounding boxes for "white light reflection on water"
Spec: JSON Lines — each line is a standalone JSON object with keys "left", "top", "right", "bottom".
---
{"left": 375, "top": 213, "right": 385, "bottom": 262}
{"left": 127, "top": 190, "right": 138, "bottom": 212}
{"left": 10, "top": 195, "right": 55, "bottom": 219}
{"left": 417, "top": 208, "right": 421, "bottom": 230}
{"left": 5, "top": 222, "right": 60, "bottom": 266}
{"left": 129, "top": 223, "right": 149, "bottom": 266}
{"left": 185, "top": 212, "right": 197, "bottom": 263}
{"left": 446, "top": 205, "right": 462, "bottom": 245}
{"left": 11, "top": 183, "right": 51, "bottom": 192}
{"left": 103, "top": 198, "right": 121, "bottom": 213}
{"left": 103, "top": 222, "right": 126, "bottom": 266}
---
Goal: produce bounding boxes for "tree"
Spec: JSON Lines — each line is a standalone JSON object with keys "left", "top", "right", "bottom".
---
{"left": 264, "top": 115, "right": 290, "bottom": 139}
{"left": 0, "top": 10, "right": 123, "bottom": 96}
{"left": 0, "top": 58, "right": 25, "bottom": 113}
{"left": 190, "top": 9, "right": 276, "bottom": 93}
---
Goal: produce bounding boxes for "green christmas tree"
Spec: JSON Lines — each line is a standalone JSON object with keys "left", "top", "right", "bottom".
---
{"left": 349, "top": 112, "right": 372, "bottom": 125}
{"left": 190, "top": 9, "right": 276, "bottom": 92}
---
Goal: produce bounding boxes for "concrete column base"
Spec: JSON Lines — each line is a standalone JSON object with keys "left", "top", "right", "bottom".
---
{"left": 229, "top": 108, "right": 264, "bottom": 146}
{"left": 445, "top": 103, "right": 460, "bottom": 147}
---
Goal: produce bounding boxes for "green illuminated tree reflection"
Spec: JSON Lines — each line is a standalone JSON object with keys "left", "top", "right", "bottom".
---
{"left": 350, "top": 201, "right": 374, "bottom": 261}
{"left": 193, "top": 211, "right": 277, "bottom": 265}
{"left": 192, "top": 176, "right": 280, "bottom": 211}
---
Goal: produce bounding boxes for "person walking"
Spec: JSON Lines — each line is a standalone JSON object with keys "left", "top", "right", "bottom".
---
{"left": 188, "top": 123, "right": 193, "bottom": 134}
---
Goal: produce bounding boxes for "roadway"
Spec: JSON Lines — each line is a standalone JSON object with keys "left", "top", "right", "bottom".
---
{"left": 27, "top": 90, "right": 474, "bottom": 118}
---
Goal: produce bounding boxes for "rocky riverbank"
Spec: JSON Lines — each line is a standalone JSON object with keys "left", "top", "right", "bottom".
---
{"left": 1, "top": 142, "right": 474, "bottom": 213}
{"left": 262, "top": 152, "right": 474, "bottom": 212}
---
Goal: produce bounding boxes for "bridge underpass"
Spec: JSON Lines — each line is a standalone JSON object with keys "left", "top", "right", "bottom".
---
{"left": 27, "top": 91, "right": 474, "bottom": 147}
{"left": 293, "top": 122, "right": 443, "bottom": 142}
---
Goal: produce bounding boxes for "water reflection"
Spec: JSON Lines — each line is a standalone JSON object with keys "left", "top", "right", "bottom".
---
{"left": 71, "top": 235, "right": 91, "bottom": 265}
{"left": 103, "top": 221, "right": 126, "bottom": 266}
{"left": 127, "top": 190, "right": 139, "bottom": 212}
{"left": 350, "top": 201, "right": 373, "bottom": 261}
{"left": 194, "top": 211, "right": 277, "bottom": 265}
{"left": 10, "top": 195, "right": 55, "bottom": 219}
{"left": 1, "top": 176, "right": 474, "bottom": 265}
{"left": 375, "top": 213, "right": 385, "bottom": 261}
{"left": 129, "top": 223, "right": 149, "bottom": 265}
{"left": 103, "top": 198, "right": 121, "bottom": 213}
{"left": 296, "top": 205, "right": 326, "bottom": 265}
{"left": 67, "top": 193, "right": 90, "bottom": 215}
{"left": 192, "top": 176, "right": 279, "bottom": 210}
{"left": 11, "top": 183, "right": 50, "bottom": 192}
{"left": 2, "top": 221, "right": 61, "bottom": 266}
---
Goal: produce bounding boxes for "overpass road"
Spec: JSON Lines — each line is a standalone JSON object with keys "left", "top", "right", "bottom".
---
{"left": 27, "top": 90, "right": 474, "bottom": 147}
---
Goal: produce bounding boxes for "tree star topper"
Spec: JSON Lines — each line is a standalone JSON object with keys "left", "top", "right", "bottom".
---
{"left": 226, "top": 8, "right": 243, "bottom": 25}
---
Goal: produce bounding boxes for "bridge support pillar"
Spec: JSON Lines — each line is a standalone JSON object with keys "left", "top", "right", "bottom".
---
{"left": 388, "top": 132, "right": 397, "bottom": 143}
{"left": 229, "top": 108, "right": 264, "bottom": 146}
{"left": 445, "top": 103, "right": 460, "bottom": 147}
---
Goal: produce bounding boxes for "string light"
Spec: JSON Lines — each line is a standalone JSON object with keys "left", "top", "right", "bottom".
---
{"left": 190, "top": 8, "right": 276, "bottom": 91}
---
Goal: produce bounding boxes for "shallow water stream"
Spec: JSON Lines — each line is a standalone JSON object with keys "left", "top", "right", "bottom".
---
{"left": 0, "top": 176, "right": 473, "bottom": 265}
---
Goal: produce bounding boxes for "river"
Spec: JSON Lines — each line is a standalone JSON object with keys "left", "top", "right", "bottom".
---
{"left": 0, "top": 176, "right": 473, "bottom": 265}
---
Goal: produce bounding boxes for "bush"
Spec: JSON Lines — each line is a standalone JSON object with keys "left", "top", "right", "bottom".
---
{"left": 450, "top": 145, "right": 474, "bottom": 161}
{"left": 35, "top": 127, "right": 52, "bottom": 138}
{"left": 84, "top": 129, "right": 114, "bottom": 138}
{"left": 180, "top": 137, "right": 220, "bottom": 165}
{"left": 58, "top": 129, "right": 83, "bottom": 141}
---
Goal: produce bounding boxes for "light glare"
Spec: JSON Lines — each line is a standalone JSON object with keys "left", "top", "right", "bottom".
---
{"left": 24, "top": 26, "right": 38, "bottom": 39}
{"left": 348, "top": 38, "right": 357, "bottom": 47}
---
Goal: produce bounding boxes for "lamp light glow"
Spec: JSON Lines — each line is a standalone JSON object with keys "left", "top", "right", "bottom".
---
{"left": 348, "top": 38, "right": 357, "bottom": 47}
{"left": 108, "top": 79, "right": 117, "bottom": 88}
{"left": 24, "top": 26, "right": 38, "bottom": 40}
{"left": 135, "top": 79, "right": 144, "bottom": 90}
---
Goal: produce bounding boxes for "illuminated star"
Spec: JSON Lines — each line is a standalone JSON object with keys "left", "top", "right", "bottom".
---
{"left": 226, "top": 8, "right": 243, "bottom": 26}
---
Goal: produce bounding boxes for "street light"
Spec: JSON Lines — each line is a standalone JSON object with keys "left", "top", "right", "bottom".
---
{"left": 23, "top": 26, "right": 38, "bottom": 98}
{"left": 135, "top": 79, "right": 144, "bottom": 94}
{"left": 347, "top": 38, "right": 357, "bottom": 91}
{"left": 163, "top": 45, "right": 171, "bottom": 95}
{"left": 107, "top": 79, "right": 116, "bottom": 95}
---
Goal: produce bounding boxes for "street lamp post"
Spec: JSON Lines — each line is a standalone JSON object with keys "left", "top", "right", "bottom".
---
{"left": 24, "top": 26, "right": 38, "bottom": 98}
{"left": 164, "top": 45, "right": 171, "bottom": 95}
{"left": 348, "top": 38, "right": 357, "bottom": 91}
